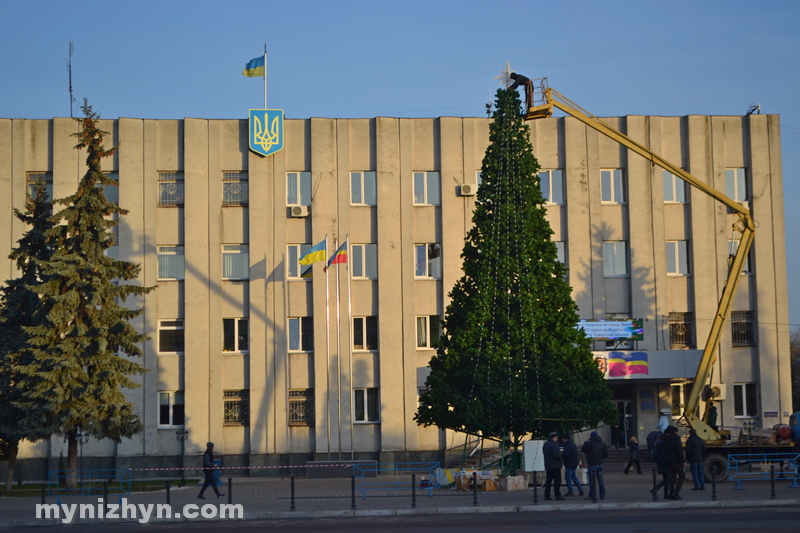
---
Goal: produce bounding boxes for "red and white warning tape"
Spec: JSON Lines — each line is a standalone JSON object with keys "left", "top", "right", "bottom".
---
{"left": 127, "top": 463, "right": 353, "bottom": 471}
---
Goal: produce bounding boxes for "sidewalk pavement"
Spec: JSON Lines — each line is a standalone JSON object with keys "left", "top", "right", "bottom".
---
{"left": 2, "top": 468, "right": 799, "bottom": 527}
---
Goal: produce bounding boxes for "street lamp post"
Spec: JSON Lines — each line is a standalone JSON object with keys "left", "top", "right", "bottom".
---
{"left": 176, "top": 429, "right": 189, "bottom": 487}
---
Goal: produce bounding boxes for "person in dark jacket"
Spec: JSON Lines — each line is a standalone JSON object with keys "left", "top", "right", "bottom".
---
{"left": 197, "top": 442, "right": 224, "bottom": 499}
{"left": 685, "top": 428, "right": 706, "bottom": 490}
{"left": 542, "top": 432, "right": 564, "bottom": 500}
{"left": 663, "top": 426, "right": 686, "bottom": 500}
{"left": 650, "top": 433, "right": 671, "bottom": 499}
{"left": 646, "top": 430, "right": 660, "bottom": 461}
{"left": 623, "top": 436, "right": 643, "bottom": 474}
{"left": 581, "top": 431, "right": 608, "bottom": 501}
{"left": 561, "top": 434, "right": 584, "bottom": 496}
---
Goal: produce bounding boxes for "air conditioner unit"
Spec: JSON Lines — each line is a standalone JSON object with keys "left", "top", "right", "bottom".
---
{"left": 710, "top": 384, "right": 727, "bottom": 401}
{"left": 291, "top": 205, "right": 309, "bottom": 218}
{"left": 461, "top": 184, "right": 477, "bottom": 196}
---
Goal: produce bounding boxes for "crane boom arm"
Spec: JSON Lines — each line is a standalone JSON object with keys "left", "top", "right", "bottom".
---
{"left": 525, "top": 83, "right": 756, "bottom": 442}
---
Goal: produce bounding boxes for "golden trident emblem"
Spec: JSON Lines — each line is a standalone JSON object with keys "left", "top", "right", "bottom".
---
{"left": 249, "top": 110, "right": 284, "bottom": 157}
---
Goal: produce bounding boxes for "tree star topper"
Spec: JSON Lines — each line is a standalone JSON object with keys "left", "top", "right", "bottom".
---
{"left": 495, "top": 61, "right": 514, "bottom": 88}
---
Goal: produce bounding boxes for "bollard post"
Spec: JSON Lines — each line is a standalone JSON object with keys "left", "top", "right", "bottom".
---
{"left": 472, "top": 472, "right": 478, "bottom": 507}
{"left": 228, "top": 477, "right": 232, "bottom": 504}
{"left": 351, "top": 475, "right": 356, "bottom": 510}
{"left": 411, "top": 473, "right": 417, "bottom": 508}
{"left": 711, "top": 470, "right": 717, "bottom": 500}
{"left": 652, "top": 468, "right": 658, "bottom": 501}
{"left": 770, "top": 465, "right": 776, "bottom": 500}
{"left": 533, "top": 471, "right": 538, "bottom": 504}
{"left": 290, "top": 476, "right": 296, "bottom": 511}
{"left": 166, "top": 479, "right": 170, "bottom": 505}
{"left": 41, "top": 482, "right": 46, "bottom": 505}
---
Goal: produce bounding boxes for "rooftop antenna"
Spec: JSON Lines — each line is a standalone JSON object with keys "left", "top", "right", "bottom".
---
{"left": 747, "top": 102, "right": 761, "bottom": 115}
{"left": 67, "top": 42, "right": 75, "bottom": 118}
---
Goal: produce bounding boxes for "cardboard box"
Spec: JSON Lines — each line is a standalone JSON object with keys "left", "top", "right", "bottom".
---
{"left": 456, "top": 474, "right": 472, "bottom": 491}
{"left": 499, "top": 475, "right": 526, "bottom": 491}
{"left": 483, "top": 478, "right": 498, "bottom": 491}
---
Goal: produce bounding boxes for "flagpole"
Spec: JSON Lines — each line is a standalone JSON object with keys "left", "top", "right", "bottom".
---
{"left": 263, "top": 45, "right": 267, "bottom": 109}
{"left": 346, "top": 236, "right": 354, "bottom": 460}
{"left": 334, "top": 240, "right": 343, "bottom": 460}
{"left": 324, "top": 236, "right": 331, "bottom": 460}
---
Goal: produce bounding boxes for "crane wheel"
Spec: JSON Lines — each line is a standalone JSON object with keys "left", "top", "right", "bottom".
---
{"left": 704, "top": 453, "right": 728, "bottom": 482}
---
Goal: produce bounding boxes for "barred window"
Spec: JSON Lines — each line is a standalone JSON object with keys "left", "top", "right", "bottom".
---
{"left": 158, "top": 172, "right": 184, "bottom": 207}
{"left": 223, "top": 390, "right": 249, "bottom": 425}
{"left": 669, "top": 312, "right": 694, "bottom": 349}
{"left": 222, "top": 171, "right": 248, "bottom": 206}
{"left": 288, "top": 389, "right": 314, "bottom": 426}
{"left": 731, "top": 311, "right": 756, "bottom": 347}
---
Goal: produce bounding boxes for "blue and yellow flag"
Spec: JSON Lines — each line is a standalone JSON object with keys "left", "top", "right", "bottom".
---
{"left": 243, "top": 56, "right": 265, "bottom": 77}
{"left": 300, "top": 265, "right": 313, "bottom": 279}
{"left": 299, "top": 239, "right": 326, "bottom": 265}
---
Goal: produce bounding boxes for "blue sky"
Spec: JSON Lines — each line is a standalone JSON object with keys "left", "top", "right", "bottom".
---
{"left": 2, "top": 0, "right": 799, "bottom": 331}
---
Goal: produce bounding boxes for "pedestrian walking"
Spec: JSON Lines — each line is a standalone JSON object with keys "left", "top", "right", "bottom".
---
{"left": 197, "top": 442, "right": 225, "bottom": 500}
{"left": 685, "top": 428, "right": 706, "bottom": 490}
{"left": 581, "top": 431, "right": 608, "bottom": 501}
{"left": 561, "top": 434, "right": 584, "bottom": 497}
{"left": 543, "top": 432, "right": 564, "bottom": 500}
{"left": 663, "top": 426, "right": 686, "bottom": 500}
{"left": 650, "top": 432, "right": 671, "bottom": 499}
{"left": 623, "top": 436, "right": 642, "bottom": 474}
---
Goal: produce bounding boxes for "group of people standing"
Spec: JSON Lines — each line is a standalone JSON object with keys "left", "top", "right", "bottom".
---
{"left": 540, "top": 410, "right": 707, "bottom": 503}
{"left": 542, "top": 430, "right": 608, "bottom": 502}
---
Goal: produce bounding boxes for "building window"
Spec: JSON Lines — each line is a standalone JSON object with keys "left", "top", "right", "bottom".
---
{"left": 158, "top": 391, "right": 185, "bottom": 427}
{"left": 725, "top": 168, "right": 748, "bottom": 203}
{"left": 352, "top": 244, "right": 378, "bottom": 279}
{"left": 26, "top": 172, "right": 53, "bottom": 203}
{"left": 734, "top": 383, "right": 758, "bottom": 418}
{"left": 413, "top": 171, "right": 441, "bottom": 206}
{"left": 555, "top": 241, "right": 566, "bottom": 266}
{"left": 476, "top": 171, "right": 482, "bottom": 188}
{"left": 354, "top": 388, "right": 380, "bottom": 423}
{"left": 287, "top": 244, "right": 312, "bottom": 280}
{"left": 603, "top": 241, "right": 628, "bottom": 277}
{"left": 663, "top": 171, "right": 687, "bottom": 203}
{"left": 287, "top": 171, "right": 312, "bottom": 206}
{"left": 222, "top": 244, "right": 249, "bottom": 280}
{"left": 223, "top": 318, "right": 249, "bottom": 353}
{"left": 100, "top": 172, "right": 119, "bottom": 206}
{"left": 539, "top": 169, "right": 564, "bottom": 204}
{"left": 158, "top": 320, "right": 184, "bottom": 354}
{"left": 666, "top": 241, "right": 690, "bottom": 275}
{"left": 158, "top": 172, "right": 184, "bottom": 207}
{"left": 415, "top": 243, "right": 442, "bottom": 279}
{"left": 601, "top": 169, "right": 626, "bottom": 204}
{"left": 728, "top": 239, "right": 752, "bottom": 274}
{"left": 670, "top": 383, "right": 696, "bottom": 418}
{"left": 223, "top": 390, "right": 249, "bottom": 426}
{"left": 353, "top": 316, "right": 378, "bottom": 351}
{"left": 288, "top": 389, "right": 314, "bottom": 426}
{"left": 731, "top": 311, "right": 756, "bottom": 347}
{"left": 669, "top": 312, "right": 694, "bottom": 349}
{"left": 416, "top": 315, "right": 441, "bottom": 349}
{"left": 288, "top": 317, "right": 314, "bottom": 352}
{"left": 157, "top": 245, "right": 185, "bottom": 280}
{"left": 351, "top": 171, "right": 377, "bottom": 206}
{"left": 222, "top": 171, "right": 248, "bottom": 206}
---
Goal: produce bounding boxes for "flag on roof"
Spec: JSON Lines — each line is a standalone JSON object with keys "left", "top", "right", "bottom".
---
{"left": 299, "top": 239, "right": 326, "bottom": 265}
{"left": 243, "top": 55, "right": 265, "bottom": 77}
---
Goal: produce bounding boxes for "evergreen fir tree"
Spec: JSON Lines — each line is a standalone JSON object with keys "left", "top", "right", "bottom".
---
{"left": 16, "top": 101, "right": 155, "bottom": 488}
{"left": 415, "top": 88, "right": 616, "bottom": 451}
{"left": 0, "top": 180, "right": 54, "bottom": 491}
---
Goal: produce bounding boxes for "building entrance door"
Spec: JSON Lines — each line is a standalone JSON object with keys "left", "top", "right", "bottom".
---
{"left": 613, "top": 400, "right": 634, "bottom": 449}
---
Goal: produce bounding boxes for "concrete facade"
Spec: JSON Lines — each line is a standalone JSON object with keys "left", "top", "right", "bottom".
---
{"left": 0, "top": 112, "right": 790, "bottom": 476}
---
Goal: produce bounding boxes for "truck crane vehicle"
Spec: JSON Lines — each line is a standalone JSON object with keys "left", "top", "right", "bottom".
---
{"left": 522, "top": 78, "right": 797, "bottom": 481}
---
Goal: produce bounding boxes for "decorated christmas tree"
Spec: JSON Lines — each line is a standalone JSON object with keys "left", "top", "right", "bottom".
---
{"left": 415, "top": 86, "right": 616, "bottom": 453}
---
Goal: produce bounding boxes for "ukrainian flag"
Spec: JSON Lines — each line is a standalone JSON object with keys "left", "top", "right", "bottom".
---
{"left": 299, "top": 239, "right": 326, "bottom": 265}
{"left": 243, "top": 55, "right": 265, "bottom": 77}
{"left": 300, "top": 266, "right": 313, "bottom": 279}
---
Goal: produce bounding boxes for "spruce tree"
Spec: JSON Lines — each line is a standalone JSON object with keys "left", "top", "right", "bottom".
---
{"left": 0, "top": 180, "right": 54, "bottom": 491}
{"left": 16, "top": 101, "right": 154, "bottom": 488}
{"left": 415, "top": 88, "right": 616, "bottom": 452}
